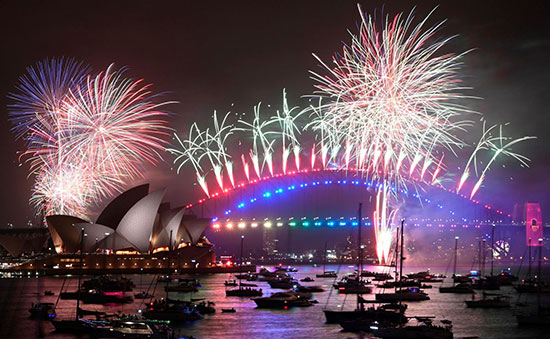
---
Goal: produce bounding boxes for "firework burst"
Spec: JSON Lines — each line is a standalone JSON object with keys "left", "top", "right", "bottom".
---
{"left": 9, "top": 60, "right": 172, "bottom": 217}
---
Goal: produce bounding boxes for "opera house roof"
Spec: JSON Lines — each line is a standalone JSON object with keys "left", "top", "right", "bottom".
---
{"left": 43, "top": 184, "right": 211, "bottom": 254}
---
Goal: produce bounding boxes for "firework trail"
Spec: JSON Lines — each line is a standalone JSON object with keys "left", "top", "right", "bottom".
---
{"left": 10, "top": 60, "right": 172, "bottom": 217}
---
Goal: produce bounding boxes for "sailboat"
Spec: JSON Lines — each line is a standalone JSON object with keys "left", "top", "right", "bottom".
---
{"left": 375, "top": 220, "right": 429, "bottom": 302}
{"left": 325, "top": 203, "right": 406, "bottom": 326}
{"left": 50, "top": 229, "right": 92, "bottom": 333}
{"left": 226, "top": 235, "right": 262, "bottom": 297}
{"left": 372, "top": 221, "right": 452, "bottom": 339}
{"left": 516, "top": 238, "right": 550, "bottom": 326}
{"left": 472, "top": 232, "right": 500, "bottom": 290}
{"left": 439, "top": 237, "right": 474, "bottom": 294}
{"left": 316, "top": 241, "right": 337, "bottom": 278}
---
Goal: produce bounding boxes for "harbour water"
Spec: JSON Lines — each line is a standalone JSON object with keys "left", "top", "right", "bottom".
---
{"left": 0, "top": 265, "right": 547, "bottom": 338}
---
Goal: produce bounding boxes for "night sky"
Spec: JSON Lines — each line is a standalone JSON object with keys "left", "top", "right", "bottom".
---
{"left": 1, "top": 0, "right": 549, "bottom": 227}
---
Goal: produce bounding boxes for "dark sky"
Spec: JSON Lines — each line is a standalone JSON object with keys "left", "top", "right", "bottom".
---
{"left": 1, "top": 0, "right": 549, "bottom": 226}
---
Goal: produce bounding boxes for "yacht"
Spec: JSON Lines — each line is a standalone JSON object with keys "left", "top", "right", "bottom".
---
{"left": 143, "top": 300, "right": 202, "bottom": 322}
{"left": 253, "top": 292, "right": 313, "bottom": 308}
{"left": 316, "top": 271, "right": 337, "bottom": 278}
{"left": 89, "top": 319, "right": 175, "bottom": 338}
{"left": 375, "top": 287, "right": 430, "bottom": 302}
{"left": 268, "top": 278, "right": 299, "bottom": 289}
{"left": 225, "top": 287, "right": 263, "bottom": 297}
{"left": 335, "top": 276, "right": 372, "bottom": 294}
{"left": 371, "top": 318, "right": 453, "bottom": 339}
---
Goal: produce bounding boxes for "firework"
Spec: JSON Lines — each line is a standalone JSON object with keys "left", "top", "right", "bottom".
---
{"left": 10, "top": 60, "right": 172, "bottom": 217}
{"left": 168, "top": 7, "right": 534, "bottom": 265}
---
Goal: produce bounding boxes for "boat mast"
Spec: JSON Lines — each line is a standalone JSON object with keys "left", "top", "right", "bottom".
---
{"left": 527, "top": 237, "right": 532, "bottom": 279}
{"left": 356, "top": 203, "right": 363, "bottom": 313}
{"left": 76, "top": 228, "right": 84, "bottom": 321}
{"left": 490, "top": 224, "right": 495, "bottom": 276}
{"left": 239, "top": 235, "right": 244, "bottom": 289}
{"left": 358, "top": 203, "right": 363, "bottom": 277}
{"left": 398, "top": 218, "right": 405, "bottom": 328}
{"left": 478, "top": 239, "right": 482, "bottom": 274}
{"left": 394, "top": 223, "right": 400, "bottom": 293}
{"left": 453, "top": 236, "right": 459, "bottom": 285}
{"left": 323, "top": 241, "right": 327, "bottom": 274}
{"left": 537, "top": 238, "right": 542, "bottom": 311}
{"left": 481, "top": 239, "right": 486, "bottom": 277}
{"left": 399, "top": 219, "right": 405, "bottom": 288}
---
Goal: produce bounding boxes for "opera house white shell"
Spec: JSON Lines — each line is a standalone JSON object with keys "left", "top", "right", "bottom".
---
{"left": 43, "top": 184, "right": 211, "bottom": 254}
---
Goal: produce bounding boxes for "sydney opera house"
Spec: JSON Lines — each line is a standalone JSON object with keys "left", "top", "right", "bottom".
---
{"left": 0, "top": 184, "right": 238, "bottom": 274}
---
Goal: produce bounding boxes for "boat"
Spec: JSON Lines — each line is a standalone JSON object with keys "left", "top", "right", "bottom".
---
{"left": 371, "top": 318, "right": 453, "bottom": 339}
{"left": 253, "top": 292, "right": 313, "bottom": 308}
{"left": 465, "top": 295, "right": 510, "bottom": 308}
{"left": 377, "top": 279, "right": 420, "bottom": 289}
{"left": 44, "top": 290, "right": 55, "bottom": 296}
{"left": 239, "top": 282, "right": 257, "bottom": 287}
{"left": 324, "top": 305, "right": 407, "bottom": 325}
{"left": 29, "top": 302, "right": 56, "bottom": 319}
{"left": 226, "top": 287, "right": 263, "bottom": 297}
{"left": 515, "top": 238, "right": 550, "bottom": 326}
{"left": 376, "top": 287, "right": 430, "bottom": 302}
{"left": 89, "top": 319, "right": 175, "bottom": 339}
{"left": 296, "top": 285, "right": 324, "bottom": 293}
{"left": 406, "top": 270, "right": 445, "bottom": 282}
{"left": 325, "top": 204, "right": 409, "bottom": 326}
{"left": 226, "top": 235, "right": 263, "bottom": 297}
{"left": 134, "top": 291, "right": 154, "bottom": 299}
{"left": 300, "top": 277, "right": 314, "bottom": 282}
{"left": 439, "top": 237, "right": 474, "bottom": 294}
{"left": 61, "top": 291, "right": 134, "bottom": 304}
{"left": 316, "top": 242, "right": 337, "bottom": 278}
{"left": 235, "top": 272, "right": 257, "bottom": 280}
{"left": 439, "top": 282, "right": 474, "bottom": 294}
{"left": 334, "top": 276, "right": 372, "bottom": 294}
{"left": 268, "top": 278, "right": 298, "bottom": 289}
{"left": 274, "top": 265, "right": 298, "bottom": 272}
{"left": 372, "top": 273, "right": 393, "bottom": 281}
{"left": 50, "top": 230, "right": 96, "bottom": 334}
{"left": 195, "top": 301, "right": 216, "bottom": 314}
{"left": 82, "top": 276, "right": 135, "bottom": 292}
{"left": 316, "top": 271, "right": 337, "bottom": 278}
{"left": 221, "top": 308, "right": 236, "bottom": 313}
{"left": 143, "top": 300, "right": 202, "bottom": 322}
{"left": 224, "top": 279, "right": 238, "bottom": 286}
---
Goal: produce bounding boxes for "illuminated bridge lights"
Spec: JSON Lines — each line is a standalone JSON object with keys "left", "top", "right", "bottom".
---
{"left": 289, "top": 222, "right": 297, "bottom": 227}
{"left": 196, "top": 171, "right": 509, "bottom": 225}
